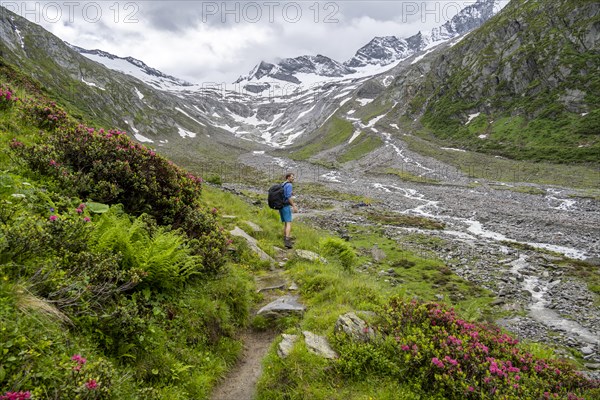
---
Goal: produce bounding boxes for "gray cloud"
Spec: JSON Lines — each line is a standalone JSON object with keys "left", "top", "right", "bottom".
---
{"left": 18, "top": 0, "right": 482, "bottom": 83}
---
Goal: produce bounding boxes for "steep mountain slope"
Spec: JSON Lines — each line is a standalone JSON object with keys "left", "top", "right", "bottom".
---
{"left": 380, "top": 0, "right": 600, "bottom": 162}
{"left": 345, "top": 0, "right": 503, "bottom": 68}
{"left": 0, "top": 8, "right": 255, "bottom": 165}
{"left": 69, "top": 44, "right": 192, "bottom": 90}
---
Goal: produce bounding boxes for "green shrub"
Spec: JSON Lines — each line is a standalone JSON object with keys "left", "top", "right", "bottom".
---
{"left": 89, "top": 207, "right": 209, "bottom": 291}
{"left": 9, "top": 113, "right": 229, "bottom": 275}
{"left": 320, "top": 237, "right": 357, "bottom": 271}
{"left": 334, "top": 297, "right": 600, "bottom": 399}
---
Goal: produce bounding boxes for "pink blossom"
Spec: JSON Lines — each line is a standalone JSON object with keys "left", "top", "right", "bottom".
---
{"left": 468, "top": 386, "right": 474, "bottom": 392}
{"left": 431, "top": 357, "right": 444, "bottom": 368}
{"left": 83, "top": 217, "right": 91, "bottom": 222}
{"left": 49, "top": 215, "right": 57, "bottom": 221}
{"left": 401, "top": 345, "right": 410, "bottom": 351}
{"left": 71, "top": 354, "right": 87, "bottom": 364}
{"left": 86, "top": 379, "right": 98, "bottom": 390}
{"left": 0, "top": 391, "right": 31, "bottom": 400}
{"left": 444, "top": 356, "right": 458, "bottom": 366}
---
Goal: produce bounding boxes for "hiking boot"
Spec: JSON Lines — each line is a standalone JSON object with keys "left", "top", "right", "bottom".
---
{"left": 284, "top": 237, "right": 293, "bottom": 249}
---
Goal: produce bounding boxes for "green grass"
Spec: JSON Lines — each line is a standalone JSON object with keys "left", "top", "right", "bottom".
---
{"left": 359, "top": 210, "right": 445, "bottom": 230}
{"left": 358, "top": 99, "right": 393, "bottom": 126}
{"left": 383, "top": 168, "right": 440, "bottom": 184}
{"left": 488, "top": 184, "right": 547, "bottom": 196}
{"left": 401, "top": 134, "right": 600, "bottom": 189}
{"left": 294, "top": 182, "right": 375, "bottom": 204}
{"left": 338, "top": 134, "right": 383, "bottom": 163}
{"left": 289, "top": 117, "right": 354, "bottom": 161}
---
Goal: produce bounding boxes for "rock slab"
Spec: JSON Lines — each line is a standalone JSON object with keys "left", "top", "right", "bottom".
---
{"left": 303, "top": 331, "right": 338, "bottom": 359}
{"left": 257, "top": 295, "right": 306, "bottom": 318}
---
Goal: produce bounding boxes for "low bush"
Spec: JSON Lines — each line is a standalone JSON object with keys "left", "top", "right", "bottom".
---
{"left": 320, "top": 237, "right": 357, "bottom": 271}
{"left": 334, "top": 298, "right": 600, "bottom": 399}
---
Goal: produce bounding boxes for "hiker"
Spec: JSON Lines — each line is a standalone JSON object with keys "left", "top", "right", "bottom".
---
{"left": 280, "top": 173, "right": 298, "bottom": 248}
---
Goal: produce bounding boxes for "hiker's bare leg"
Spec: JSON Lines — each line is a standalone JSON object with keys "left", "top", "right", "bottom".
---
{"left": 284, "top": 222, "right": 291, "bottom": 238}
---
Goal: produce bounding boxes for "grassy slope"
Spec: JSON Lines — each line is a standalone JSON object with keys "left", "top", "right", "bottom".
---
{"left": 2, "top": 45, "right": 599, "bottom": 400}
{"left": 0, "top": 66, "right": 257, "bottom": 399}
{"left": 411, "top": 0, "right": 600, "bottom": 163}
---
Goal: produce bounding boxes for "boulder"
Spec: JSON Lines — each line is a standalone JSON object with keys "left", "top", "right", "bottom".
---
{"left": 257, "top": 296, "right": 306, "bottom": 318}
{"left": 278, "top": 334, "right": 298, "bottom": 358}
{"left": 230, "top": 226, "right": 275, "bottom": 263}
{"left": 295, "top": 249, "right": 327, "bottom": 263}
{"left": 334, "top": 312, "right": 375, "bottom": 342}
{"left": 303, "top": 331, "right": 338, "bottom": 359}
{"left": 244, "top": 221, "right": 263, "bottom": 233}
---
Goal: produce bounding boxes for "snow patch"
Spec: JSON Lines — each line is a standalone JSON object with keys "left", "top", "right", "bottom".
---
{"left": 81, "top": 77, "right": 105, "bottom": 90}
{"left": 14, "top": 27, "right": 25, "bottom": 49}
{"left": 134, "top": 87, "right": 144, "bottom": 99}
{"left": 175, "top": 107, "right": 205, "bottom": 126}
{"left": 348, "top": 129, "right": 362, "bottom": 144}
{"left": 177, "top": 126, "right": 197, "bottom": 138}
{"left": 297, "top": 105, "right": 316, "bottom": 120}
{"left": 466, "top": 112, "right": 481, "bottom": 124}
{"left": 134, "top": 133, "right": 154, "bottom": 143}
{"left": 441, "top": 147, "right": 466, "bottom": 152}
{"left": 356, "top": 98, "right": 374, "bottom": 106}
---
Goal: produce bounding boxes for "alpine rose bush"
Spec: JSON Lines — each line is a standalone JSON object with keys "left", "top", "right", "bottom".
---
{"left": 335, "top": 298, "right": 599, "bottom": 399}
{"left": 0, "top": 85, "right": 19, "bottom": 110}
{"left": 11, "top": 118, "right": 228, "bottom": 274}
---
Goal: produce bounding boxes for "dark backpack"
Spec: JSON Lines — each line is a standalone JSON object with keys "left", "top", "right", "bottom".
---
{"left": 268, "top": 182, "right": 289, "bottom": 210}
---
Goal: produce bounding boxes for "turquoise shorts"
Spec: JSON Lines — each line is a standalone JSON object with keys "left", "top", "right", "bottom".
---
{"left": 279, "top": 205, "right": 292, "bottom": 222}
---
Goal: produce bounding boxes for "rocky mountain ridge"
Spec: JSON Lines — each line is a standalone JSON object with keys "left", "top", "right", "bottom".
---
{"left": 235, "top": 0, "right": 504, "bottom": 92}
{"left": 1, "top": 0, "right": 597, "bottom": 164}
{"left": 68, "top": 44, "right": 192, "bottom": 90}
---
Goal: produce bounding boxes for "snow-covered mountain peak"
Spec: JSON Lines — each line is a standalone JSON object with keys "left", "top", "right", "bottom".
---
{"left": 235, "top": 0, "right": 505, "bottom": 92}
{"left": 68, "top": 44, "right": 192, "bottom": 90}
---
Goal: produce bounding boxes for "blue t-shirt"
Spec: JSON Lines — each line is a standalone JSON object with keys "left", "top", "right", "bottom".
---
{"left": 283, "top": 182, "right": 293, "bottom": 203}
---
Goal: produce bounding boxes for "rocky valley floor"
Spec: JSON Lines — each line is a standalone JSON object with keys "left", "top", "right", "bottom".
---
{"left": 229, "top": 139, "right": 600, "bottom": 378}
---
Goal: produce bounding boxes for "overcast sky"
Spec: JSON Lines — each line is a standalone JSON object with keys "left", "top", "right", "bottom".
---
{"left": 11, "top": 1, "right": 495, "bottom": 83}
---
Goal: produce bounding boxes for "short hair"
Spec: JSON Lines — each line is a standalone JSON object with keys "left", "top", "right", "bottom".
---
{"left": 285, "top": 173, "right": 294, "bottom": 179}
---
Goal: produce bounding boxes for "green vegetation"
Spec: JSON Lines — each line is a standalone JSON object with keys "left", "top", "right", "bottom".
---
{"left": 294, "top": 182, "right": 375, "bottom": 204}
{"left": 384, "top": 167, "right": 441, "bottom": 184}
{"left": 288, "top": 117, "right": 353, "bottom": 160}
{"left": 338, "top": 133, "right": 383, "bottom": 163}
{"left": 358, "top": 99, "right": 392, "bottom": 126}
{"left": 404, "top": 0, "right": 600, "bottom": 164}
{"left": 0, "top": 64, "right": 253, "bottom": 398}
{"left": 255, "top": 222, "right": 599, "bottom": 399}
{"left": 1, "top": 53, "right": 599, "bottom": 400}
{"left": 402, "top": 134, "right": 600, "bottom": 189}
{"left": 488, "top": 184, "right": 547, "bottom": 196}
{"left": 360, "top": 210, "right": 446, "bottom": 230}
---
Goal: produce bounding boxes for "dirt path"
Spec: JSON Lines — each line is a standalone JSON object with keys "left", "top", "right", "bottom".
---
{"left": 211, "top": 263, "right": 293, "bottom": 400}
{"left": 210, "top": 329, "right": 277, "bottom": 400}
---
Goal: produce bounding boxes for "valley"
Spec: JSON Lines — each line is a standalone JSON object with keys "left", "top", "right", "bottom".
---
{"left": 1, "top": 0, "right": 598, "bottom": 397}
{"left": 228, "top": 132, "right": 600, "bottom": 375}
